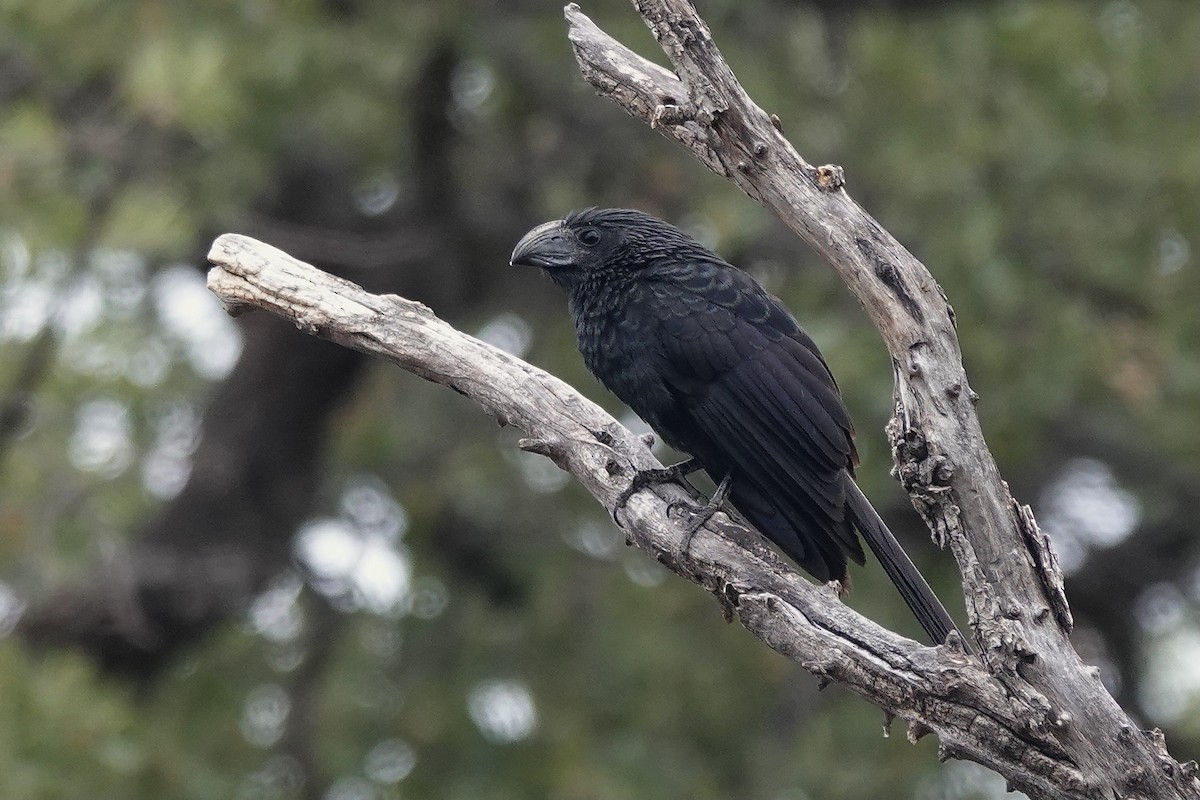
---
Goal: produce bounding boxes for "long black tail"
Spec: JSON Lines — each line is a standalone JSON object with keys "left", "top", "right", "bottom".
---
{"left": 844, "top": 479, "right": 963, "bottom": 647}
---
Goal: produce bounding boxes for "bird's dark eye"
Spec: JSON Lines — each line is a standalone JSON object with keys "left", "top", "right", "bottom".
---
{"left": 578, "top": 227, "right": 602, "bottom": 247}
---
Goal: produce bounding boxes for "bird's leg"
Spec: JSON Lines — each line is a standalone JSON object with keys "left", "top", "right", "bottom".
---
{"left": 612, "top": 457, "right": 704, "bottom": 524}
{"left": 673, "top": 472, "right": 733, "bottom": 550}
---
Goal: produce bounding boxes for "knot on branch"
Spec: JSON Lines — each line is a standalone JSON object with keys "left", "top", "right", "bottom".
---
{"left": 813, "top": 163, "right": 846, "bottom": 192}
{"left": 651, "top": 102, "right": 691, "bottom": 129}
{"left": 887, "top": 421, "right": 959, "bottom": 550}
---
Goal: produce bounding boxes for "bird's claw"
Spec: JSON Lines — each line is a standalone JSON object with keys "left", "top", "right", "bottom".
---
{"left": 610, "top": 458, "right": 704, "bottom": 525}
{"left": 673, "top": 473, "right": 732, "bottom": 552}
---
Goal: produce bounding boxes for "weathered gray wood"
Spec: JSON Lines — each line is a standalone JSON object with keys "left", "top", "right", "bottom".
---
{"left": 563, "top": 1, "right": 1199, "bottom": 797}
{"left": 209, "top": 233, "right": 1097, "bottom": 798}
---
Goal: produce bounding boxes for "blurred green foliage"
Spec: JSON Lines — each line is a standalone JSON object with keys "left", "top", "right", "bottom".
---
{"left": 2, "top": 1, "right": 1200, "bottom": 798}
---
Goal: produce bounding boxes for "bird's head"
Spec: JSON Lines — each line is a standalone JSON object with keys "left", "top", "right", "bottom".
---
{"left": 509, "top": 207, "right": 700, "bottom": 289}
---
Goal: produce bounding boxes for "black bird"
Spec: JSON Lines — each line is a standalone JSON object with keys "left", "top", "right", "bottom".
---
{"left": 511, "top": 208, "right": 959, "bottom": 646}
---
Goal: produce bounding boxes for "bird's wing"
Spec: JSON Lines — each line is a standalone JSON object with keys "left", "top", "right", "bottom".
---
{"left": 648, "top": 267, "right": 866, "bottom": 576}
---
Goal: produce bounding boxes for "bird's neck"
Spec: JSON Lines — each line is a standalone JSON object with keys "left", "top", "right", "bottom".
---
{"left": 567, "top": 271, "right": 637, "bottom": 322}
{"left": 567, "top": 272, "right": 644, "bottom": 369}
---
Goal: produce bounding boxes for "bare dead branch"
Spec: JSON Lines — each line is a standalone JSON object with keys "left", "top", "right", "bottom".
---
{"left": 205, "top": 233, "right": 1175, "bottom": 799}
{"left": 562, "top": 1, "right": 1199, "bottom": 797}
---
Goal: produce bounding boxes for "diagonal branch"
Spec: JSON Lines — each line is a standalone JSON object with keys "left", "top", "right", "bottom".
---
{"left": 562, "top": 1, "right": 1198, "bottom": 798}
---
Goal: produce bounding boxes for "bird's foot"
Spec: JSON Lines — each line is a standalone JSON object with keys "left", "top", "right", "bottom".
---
{"left": 612, "top": 457, "right": 704, "bottom": 525}
{"left": 670, "top": 473, "right": 733, "bottom": 551}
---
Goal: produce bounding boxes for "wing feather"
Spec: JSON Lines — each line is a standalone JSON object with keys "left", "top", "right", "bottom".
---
{"left": 650, "top": 272, "right": 866, "bottom": 576}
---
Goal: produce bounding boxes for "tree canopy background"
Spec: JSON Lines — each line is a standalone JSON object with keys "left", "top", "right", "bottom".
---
{"left": 2, "top": 1, "right": 1199, "bottom": 798}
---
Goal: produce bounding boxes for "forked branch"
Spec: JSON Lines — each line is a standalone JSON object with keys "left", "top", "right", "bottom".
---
{"left": 562, "top": 0, "right": 1197, "bottom": 797}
